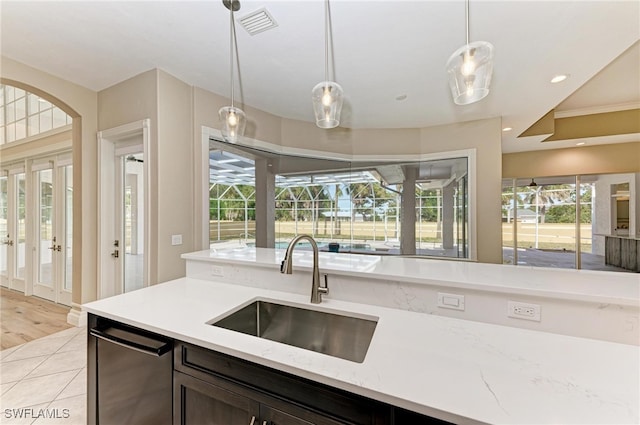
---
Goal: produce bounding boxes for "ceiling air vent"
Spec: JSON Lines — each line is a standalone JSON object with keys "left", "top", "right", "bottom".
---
{"left": 238, "top": 8, "right": 278, "bottom": 36}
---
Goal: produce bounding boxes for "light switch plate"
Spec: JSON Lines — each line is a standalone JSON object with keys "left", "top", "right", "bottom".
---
{"left": 437, "top": 292, "right": 465, "bottom": 311}
{"left": 171, "top": 234, "right": 183, "bottom": 246}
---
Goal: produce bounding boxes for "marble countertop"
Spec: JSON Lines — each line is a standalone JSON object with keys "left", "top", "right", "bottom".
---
{"left": 83, "top": 278, "right": 639, "bottom": 425}
{"left": 183, "top": 248, "right": 640, "bottom": 306}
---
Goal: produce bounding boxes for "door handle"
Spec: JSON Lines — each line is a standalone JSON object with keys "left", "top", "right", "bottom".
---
{"left": 111, "top": 249, "right": 119, "bottom": 258}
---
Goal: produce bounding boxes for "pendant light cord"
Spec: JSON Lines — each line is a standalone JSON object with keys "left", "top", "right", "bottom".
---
{"left": 324, "top": 0, "right": 329, "bottom": 82}
{"left": 229, "top": 0, "right": 235, "bottom": 108}
{"left": 465, "top": 0, "right": 470, "bottom": 46}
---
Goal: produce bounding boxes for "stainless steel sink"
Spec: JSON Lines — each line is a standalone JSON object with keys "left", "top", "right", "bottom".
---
{"left": 208, "top": 300, "right": 378, "bottom": 363}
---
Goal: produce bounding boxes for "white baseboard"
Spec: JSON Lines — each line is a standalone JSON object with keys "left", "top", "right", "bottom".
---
{"left": 67, "top": 304, "right": 87, "bottom": 327}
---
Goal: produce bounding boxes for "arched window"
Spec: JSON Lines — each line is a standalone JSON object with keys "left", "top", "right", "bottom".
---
{"left": 0, "top": 84, "right": 71, "bottom": 145}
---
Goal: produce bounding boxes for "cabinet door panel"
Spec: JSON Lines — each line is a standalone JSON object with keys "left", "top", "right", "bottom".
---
{"left": 174, "top": 371, "right": 259, "bottom": 425}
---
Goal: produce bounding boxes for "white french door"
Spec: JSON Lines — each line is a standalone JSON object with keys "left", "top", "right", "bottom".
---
{"left": 0, "top": 168, "right": 27, "bottom": 292}
{"left": 114, "top": 151, "right": 145, "bottom": 294}
{"left": 98, "top": 119, "right": 150, "bottom": 299}
{"left": 32, "top": 157, "right": 72, "bottom": 306}
{"left": 0, "top": 172, "right": 9, "bottom": 288}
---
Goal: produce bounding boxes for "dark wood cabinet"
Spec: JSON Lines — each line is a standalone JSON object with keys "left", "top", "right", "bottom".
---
{"left": 174, "top": 342, "right": 390, "bottom": 424}
{"left": 174, "top": 371, "right": 259, "bottom": 424}
{"left": 173, "top": 342, "right": 454, "bottom": 425}
{"left": 174, "top": 370, "right": 349, "bottom": 425}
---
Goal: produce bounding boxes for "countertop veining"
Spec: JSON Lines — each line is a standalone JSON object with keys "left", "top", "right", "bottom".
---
{"left": 84, "top": 277, "right": 639, "bottom": 425}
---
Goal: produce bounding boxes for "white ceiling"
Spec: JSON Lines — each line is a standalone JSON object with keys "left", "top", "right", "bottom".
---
{"left": 1, "top": 1, "right": 638, "bottom": 154}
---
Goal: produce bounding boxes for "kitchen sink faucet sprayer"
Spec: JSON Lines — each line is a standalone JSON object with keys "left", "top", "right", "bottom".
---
{"left": 280, "top": 235, "right": 329, "bottom": 304}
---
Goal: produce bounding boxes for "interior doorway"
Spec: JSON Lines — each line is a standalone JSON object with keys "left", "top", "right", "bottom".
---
{"left": 98, "top": 120, "right": 150, "bottom": 298}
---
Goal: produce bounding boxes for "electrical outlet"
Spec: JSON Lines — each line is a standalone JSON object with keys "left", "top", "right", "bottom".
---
{"left": 171, "top": 234, "right": 183, "bottom": 246}
{"left": 211, "top": 265, "right": 224, "bottom": 277}
{"left": 508, "top": 301, "right": 541, "bottom": 322}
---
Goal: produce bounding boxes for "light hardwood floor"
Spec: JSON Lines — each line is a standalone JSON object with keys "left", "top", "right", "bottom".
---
{"left": 1, "top": 287, "right": 72, "bottom": 350}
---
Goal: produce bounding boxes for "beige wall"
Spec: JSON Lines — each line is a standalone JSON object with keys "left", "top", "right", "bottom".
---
{"left": 157, "top": 71, "right": 194, "bottom": 281}
{"left": 98, "top": 69, "right": 158, "bottom": 131}
{"left": 1, "top": 57, "right": 98, "bottom": 318}
{"left": 502, "top": 142, "right": 640, "bottom": 178}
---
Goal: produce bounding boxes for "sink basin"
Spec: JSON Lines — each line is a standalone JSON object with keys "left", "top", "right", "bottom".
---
{"left": 208, "top": 300, "right": 378, "bottom": 363}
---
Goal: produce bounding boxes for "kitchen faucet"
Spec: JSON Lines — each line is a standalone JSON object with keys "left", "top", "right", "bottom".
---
{"left": 280, "top": 235, "right": 328, "bottom": 304}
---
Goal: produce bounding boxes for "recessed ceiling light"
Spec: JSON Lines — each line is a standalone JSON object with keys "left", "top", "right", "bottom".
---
{"left": 576, "top": 142, "right": 586, "bottom": 146}
{"left": 502, "top": 127, "right": 512, "bottom": 132}
{"left": 395, "top": 94, "right": 407, "bottom": 101}
{"left": 550, "top": 74, "right": 569, "bottom": 83}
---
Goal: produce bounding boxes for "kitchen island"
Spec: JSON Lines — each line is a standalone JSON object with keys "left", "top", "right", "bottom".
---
{"left": 84, "top": 253, "right": 639, "bottom": 424}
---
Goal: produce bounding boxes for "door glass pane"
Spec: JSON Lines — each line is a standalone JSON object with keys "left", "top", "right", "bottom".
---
{"left": 16, "top": 173, "right": 26, "bottom": 279}
{"left": 124, "top": 154, "right": 144, "bottom": 292}
{"left": 64, "top": 166, "right": 73, "bottom": 291}
{"left": 512, "top": 178, "right": 577, "bottom": 269}
{"left": 501, "top": 182, "right": 516, "bottom": 264}
{"left": 0, "top": 176, "right": 7, "bottom": 277}
{"left": 578, "top": 181, "right": 596, "bottom": 269}
{"left": 455, "top": 175, "right": 468, "bottom": 258}
{"left": 38, "top": 169, "right": 54, "bottom": 286}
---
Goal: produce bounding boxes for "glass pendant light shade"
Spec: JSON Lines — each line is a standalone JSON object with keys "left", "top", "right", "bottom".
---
{"left": 219, "top": 0, "right": 246, "bottom": 143}
{"left": 219, "top": 105, "right": 246, "bottom": 143}
{"left": 312, "top": 81, "right": 343, "bottom": 129}
{"left": 446, "top": 40, "right": 494, "bottom": 105}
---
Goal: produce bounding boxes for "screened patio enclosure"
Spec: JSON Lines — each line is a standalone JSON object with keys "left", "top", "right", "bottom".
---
{"left": 208, "top": 141, "right": 470, "bottom": 259}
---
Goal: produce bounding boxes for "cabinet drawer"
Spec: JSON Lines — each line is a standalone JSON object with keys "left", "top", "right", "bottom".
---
{"left": 175, "top": 342, "right": 391, "bottom": 424}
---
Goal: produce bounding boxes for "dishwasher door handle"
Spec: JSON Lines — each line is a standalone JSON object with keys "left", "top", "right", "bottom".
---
{"left": 90, "top": 327, "right": 172, "bottom": 357}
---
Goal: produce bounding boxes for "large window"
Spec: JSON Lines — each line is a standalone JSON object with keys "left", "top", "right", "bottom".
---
{"left": 0, "top": 84, "right": 71, "bottom": 145}
{"left": 501, "top": 174, "right": 637, "bottom": 272}
{"left": 208, "top": 140, "right": 470, "bottom": 259}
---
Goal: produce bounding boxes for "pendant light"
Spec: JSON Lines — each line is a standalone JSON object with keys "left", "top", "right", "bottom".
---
{"left": 446, "top": 0, "right": 494, "bottom": 105}
{"left": 219, "top": 0, "right": 246, "bottom": 143}
{"left": 312, "top": 0, "right": 343, "bottom": 129}
{"left": 528, "top": 178, "right": 537, "bottom": 187}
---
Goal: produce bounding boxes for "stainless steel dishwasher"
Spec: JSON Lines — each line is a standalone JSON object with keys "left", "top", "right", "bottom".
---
{"left": 88, "top": 314, "right": 173, "bottom": 425}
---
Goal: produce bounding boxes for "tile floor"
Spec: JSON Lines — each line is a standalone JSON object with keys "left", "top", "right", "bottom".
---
{"left": 0, "top": 326, "right": 87, "bottom": 425}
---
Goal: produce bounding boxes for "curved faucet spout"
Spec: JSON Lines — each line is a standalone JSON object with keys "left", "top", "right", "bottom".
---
{"left": 280, "top": 235, "right": 328, "bottom": 304}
